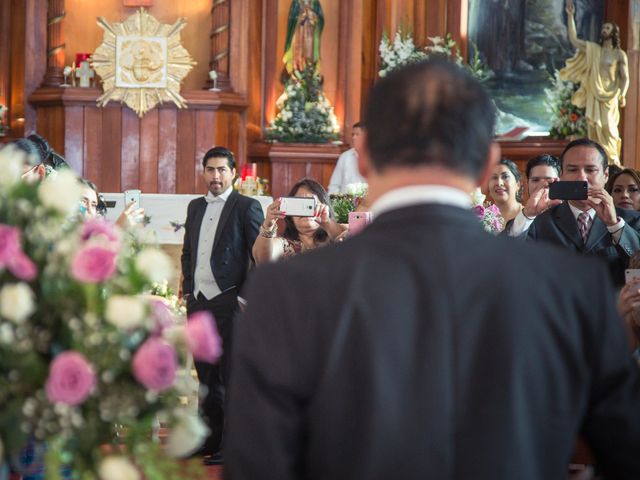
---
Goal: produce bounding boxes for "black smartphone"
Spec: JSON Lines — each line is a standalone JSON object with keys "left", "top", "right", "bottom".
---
{"left": 548, "top": 181, "right": 588, "bottom": 200}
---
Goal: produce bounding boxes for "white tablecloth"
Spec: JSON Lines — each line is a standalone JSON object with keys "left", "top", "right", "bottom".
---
{"left": 102, "top": 193, "right": 272, "bottom": 244}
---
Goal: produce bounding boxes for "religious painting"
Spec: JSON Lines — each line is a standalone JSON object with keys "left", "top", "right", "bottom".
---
{"left": 468, "top": 0, "right": 604, "bottom": 134}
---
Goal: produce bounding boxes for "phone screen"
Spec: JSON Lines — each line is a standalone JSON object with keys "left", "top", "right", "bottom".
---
{"left": 548, "top": 181, "right": 588, "bottom": 200}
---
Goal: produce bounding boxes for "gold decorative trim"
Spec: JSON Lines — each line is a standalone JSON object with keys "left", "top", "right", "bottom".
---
{"left": 91, "top": 8, "right": 196, "bottom": 117}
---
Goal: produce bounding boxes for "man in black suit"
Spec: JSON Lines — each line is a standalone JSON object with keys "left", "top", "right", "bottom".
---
{"left": 181, "top": 146, "right": 263, "bottom": 464}
{"left": 225, "top": 59, "right": 640, "bottom": 479}
{"left": 508, "top": 138, "right": 640, "bottom": 286}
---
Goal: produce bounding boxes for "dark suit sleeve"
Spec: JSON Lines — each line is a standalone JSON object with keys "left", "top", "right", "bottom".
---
{"left": 180, "top": 201, "right": 194, "bottom": 296}
{"left": 244, "top": 199, "right": 264, "bottom": 263}
{"left": 225, "top": 267, "right": 309, "bottom": 480}
{"left": 615, "top": 220, "right": 640, "bottom": 259}
{"left": 582, "top": 270, "right": 640, "bottom": 478}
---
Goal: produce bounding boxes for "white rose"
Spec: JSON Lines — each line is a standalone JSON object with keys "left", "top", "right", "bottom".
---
{"left": 470, "top": 187, "right": 486, "bottom": 206}
{"left": 0, "top": 323, "right": 15, "bottom": 344}
{"left": 105, "top": 295, "right": 145, "bottom": 330}
{"left": 166, "top": 412, "right": 209, "bottom": 458}
{"left": 135, "top": 248, "right": 173, "bottom": 284}
{"left": 38, "top": 169, "right": 82, "bottom": 214}
{"left": 0, "top": 283, "right": 35, "bottom": 324}
{"left": 0, "top": 145, "right": 25, "bottom": 188}
{"left": 98, "top": 456, "right": 140, "bottom": 480}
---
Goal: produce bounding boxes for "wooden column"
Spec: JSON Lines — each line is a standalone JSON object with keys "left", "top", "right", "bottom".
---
{"left": 335, "top": 0, "right": 363, "bottom": 137}
{"left": 623, "top": 0, "right": 640, "bottom": 169}
{"left": 207, "top": 0, "right": 231, "bottom": 91}
{"left": 42, "top": 0, "right": 65, "bottom": 87}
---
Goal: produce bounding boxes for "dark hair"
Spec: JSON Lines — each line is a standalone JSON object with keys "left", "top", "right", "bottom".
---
{"left": 606, "top": 168, "right": 640, "bottom": 195}
{"left": 78, "top": 177, "right": 107, "bottom": 217}
{"left": 601, "top": 22, "right": 621, "bottom": 49}
{"left": 283, "top": 178, "right": 334, "bottom": 244}
{"left": 525, "top": 154, "right": 561, "bottom": 179}
{"left": 26, "top": 134, "right": 69, "bottom": 169}
{"left": 496, "top": 158, "right": 523, "bottom": 202}
{"left": 352, "top": 121, "right": 365, "bottom": 130}
{"left": 364, "top": 58, "right": 495, "bottom": 177}
{"left": 10, "top": 138, "right": 42, "bottom": 166}
{"left": 560, "top": 138, "right": 608, "bottom": 172}
{"left": 202, "top": 146, "right": 236, "bottom": 170}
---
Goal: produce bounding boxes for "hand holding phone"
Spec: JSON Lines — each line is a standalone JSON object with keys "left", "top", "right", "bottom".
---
{"left": 348, "top": 211, "right": 373, "bottom": 235}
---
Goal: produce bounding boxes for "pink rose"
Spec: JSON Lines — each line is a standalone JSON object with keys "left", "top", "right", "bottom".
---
{"left": 7, "top": 252, "right": 38, "bottom": 281}
{"left": 0, "top": 225, "right": 21, "bottom": 266}
{"left": 150, "top": 300, "right": 175, "bottom": 336}
{"left": 70, "top": 245, "right": 117, "bottom": 283}
{"left": 132, "top": 338, "right": 177, "bottom": 391}
{"left": 45, "top": 351, "right": 96, "bottom": 406}
{"left": 487, "top": 204, "right": 501, "bottom": 215}
{"left": 185, "top": 311, "right": 222, "bottom": 363}
{"left": 80, "top": 218, "right": 120, "bottom": 244}
{"left": 473, "top": 205, "right": 485, "bottom": 218}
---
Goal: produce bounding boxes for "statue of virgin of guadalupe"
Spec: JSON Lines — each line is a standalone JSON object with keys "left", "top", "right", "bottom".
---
{"left": 282, "top": 0, "right": 324, "bottom": 74}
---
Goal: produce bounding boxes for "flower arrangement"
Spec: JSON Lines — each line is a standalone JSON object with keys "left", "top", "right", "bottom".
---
{"left": 379, "top": 29, "right": 493, "bottom": 83}
{"left": 545, "top": 70, "right": 587, "bottom": 139}
{"left": 0, "top": 146, "right": 220, "bottom": 479}
{"left": 330, "top": 183, "right": 368, "bottom": 224}
{"left": 378, "top": 28, "right": 427, "bottom": 77}
{"left": 470, "top": 188, "right": 504, "bottom": 234}
{"left": 266, "top": 62, "right": 340, "bottom": 143}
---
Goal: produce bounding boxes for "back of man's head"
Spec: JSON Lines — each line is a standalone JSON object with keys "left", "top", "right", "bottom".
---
{"left": 364, "top": 58, "right": 495, "bottom": 178}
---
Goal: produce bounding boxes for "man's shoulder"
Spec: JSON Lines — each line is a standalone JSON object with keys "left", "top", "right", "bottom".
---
{"left": 232, "top": 190, "right": 262, "bottom": 209}
{"left": 618, "top": 207, "right": 640, "bottom": 223}
{"left": 187, "top": 196, "right": 205, "bottom": 210}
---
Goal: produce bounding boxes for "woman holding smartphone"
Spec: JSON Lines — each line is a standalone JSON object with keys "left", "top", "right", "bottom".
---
{"left": 253, "top": 178, "right": 346, "bottom": 264}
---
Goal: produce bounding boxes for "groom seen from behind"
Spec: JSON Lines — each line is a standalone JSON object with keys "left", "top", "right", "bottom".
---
{"left": 226, "top": 59, "right": 640, "bottom": 479}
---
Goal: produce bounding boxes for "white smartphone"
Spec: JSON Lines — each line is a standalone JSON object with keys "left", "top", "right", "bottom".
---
{"left": 626, "top": 269, "right": 640, "bottom": 288}
{"left": 124, "top": 189, "right": 141, "bottom": 209}
{"left": 348, "top": 211, "right": 372, "bottom": 235}
{"left": 280, "top": 196, "right": 316, "bottom": 217}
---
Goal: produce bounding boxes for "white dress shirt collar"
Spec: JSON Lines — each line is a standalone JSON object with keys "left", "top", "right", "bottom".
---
{"left": 568, "top": 202, "right": 595, "bottom": 221}
{"left": 371, "top": 185, "right": 472, "bottom": 217}
{"left": 205, "top": 186, "right": 233, "bottom": 203}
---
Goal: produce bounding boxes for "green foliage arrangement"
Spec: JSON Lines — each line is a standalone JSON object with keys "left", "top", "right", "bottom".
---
{"left": 545, "top": 70, "right": 587, "bottom": 139}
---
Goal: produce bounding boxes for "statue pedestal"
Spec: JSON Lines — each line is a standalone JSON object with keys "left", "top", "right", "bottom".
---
{"left": 249, "top": 141, "right": 347, "bottom": 198}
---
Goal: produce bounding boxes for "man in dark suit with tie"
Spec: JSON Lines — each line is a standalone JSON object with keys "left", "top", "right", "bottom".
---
{"left": 181, "top": 146, "right": 263, "bottom": 464}
{"left": 508, "top": 138, "right": 640, "bottom": 287}
{"left": 225, "top": 59, "right": 640, "bottom": 479}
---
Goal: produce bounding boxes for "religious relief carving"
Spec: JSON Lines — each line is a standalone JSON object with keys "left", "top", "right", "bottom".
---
{"left": 91, "top": 8, "right": 196, "bottom": 117}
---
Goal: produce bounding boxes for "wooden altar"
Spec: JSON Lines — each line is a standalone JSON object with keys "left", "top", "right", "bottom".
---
{"left": 249, "top": 142, "right": 348, "bottom": 198}
{"left": 29, "top": 87, "right": 248, "bottom": 194}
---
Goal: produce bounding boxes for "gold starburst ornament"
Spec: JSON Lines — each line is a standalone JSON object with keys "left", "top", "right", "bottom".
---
{"left": 92, "top": 8, "right": 196, "bottom": 117}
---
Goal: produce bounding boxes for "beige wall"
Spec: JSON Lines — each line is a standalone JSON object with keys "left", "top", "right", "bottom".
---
{"left": 65, "top": 0, "right": 210, "bottom": 91}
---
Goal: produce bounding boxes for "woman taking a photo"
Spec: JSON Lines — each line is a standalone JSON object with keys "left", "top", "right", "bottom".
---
{"left": 253, "top": 178, "right": 346, "bottom": 264}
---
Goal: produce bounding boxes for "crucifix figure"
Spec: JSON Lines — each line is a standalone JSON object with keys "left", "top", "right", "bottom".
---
{"left": 76, "top": 61, "right": 95, "bottom": 88}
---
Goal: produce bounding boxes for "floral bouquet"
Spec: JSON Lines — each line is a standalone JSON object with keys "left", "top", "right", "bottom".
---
{"left": 545, "top": 69, "right": 587, "bottom": 139}
{"left": 0, "top": 146, "right": 220, "bottom": 479}
{"left": 266, "top": 62, "right": 340, "bottom": 143}
{"left": 470, "top": 188, "right": 504, "bottom": 234}
{"left": 330, "top": 183, "right": 368, "bottom": 224}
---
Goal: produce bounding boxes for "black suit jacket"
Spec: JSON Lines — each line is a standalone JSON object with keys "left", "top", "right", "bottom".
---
{"left": 181, "top": 190, "right": 263, "bottom": 296}
{"left": 527, "top": 202, "right": 640, "bottom": 286}
{"left": 226, "top": 204, "right": 640, "bottom": 480}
